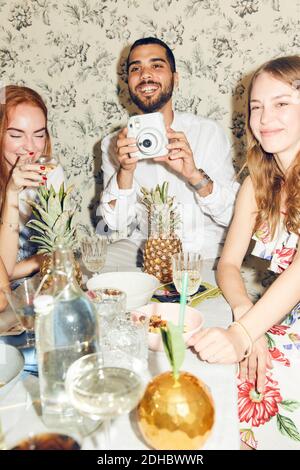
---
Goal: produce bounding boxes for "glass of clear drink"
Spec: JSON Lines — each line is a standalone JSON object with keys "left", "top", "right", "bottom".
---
{"left": 86, "top": 288, "right": 126, "bottom": 338}
{"left": 36, "top": 154, "right": 59, "bottom": 174}
{"left": 1, "top": 276, "right": 42, "bottom": 348}
{"left": 172, "top": 252, "right": 202, "bottom": 301}
{"left": 65, "top": 350, "right": 148, "bottom": 449}
{"left": 102, "top": 311, "right": 149, "bottom": 365}
{"left": 80, "top": 235, "right": 108, "bottom": 274}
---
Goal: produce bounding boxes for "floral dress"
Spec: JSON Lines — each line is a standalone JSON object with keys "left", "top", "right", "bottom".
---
{"left": 238, "top": 222, "right": 300, "bottom": 450}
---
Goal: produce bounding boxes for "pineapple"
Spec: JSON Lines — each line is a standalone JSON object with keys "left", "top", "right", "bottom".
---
{"left": 141, "top": 182, "right": 182, "bottom": 283}
{"left": 25, "top": 183, "right": 82, "bottom": 288}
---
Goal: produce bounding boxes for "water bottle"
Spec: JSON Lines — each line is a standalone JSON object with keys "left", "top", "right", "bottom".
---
{"left": 34, "top": 246, "right": 100, "bottom": 429}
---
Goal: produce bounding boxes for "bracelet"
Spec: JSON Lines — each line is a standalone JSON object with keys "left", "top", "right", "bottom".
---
{"left": 189, "top": 169, "right": 213, "bottom": 191}
{"left": 0, "top": 219, "right": 19, "bottom": 230}
{"left": 230, "top": 321, "right": 253, "bottom": 359}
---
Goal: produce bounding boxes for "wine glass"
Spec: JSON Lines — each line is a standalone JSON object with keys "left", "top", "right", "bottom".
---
{"left": 0, "top": 417, "right": 5, "bottom": 450}
{"left": 65, "top": 350, "right": 148, "bottom": 449}
{"left": 36, "top": 154, "right": 59, "bottom": 173}
{"left": 80, "top": 235, "right": 108, "bottom": 274}
{"left": 1, "top": 277, "right": 42, "bottom": 348}
{"left": 172, "top": 252, "right": 202, "bottom": 302}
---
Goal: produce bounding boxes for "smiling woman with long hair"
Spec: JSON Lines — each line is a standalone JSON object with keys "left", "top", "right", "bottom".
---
{"left": 189, "top": 55, "right": 300, "bottom": 450}
{"left": 0, "top": 85, "right": 64, "bottom": 280}
{"left": 247, "top": 56, "right": 300, "bottom": 239}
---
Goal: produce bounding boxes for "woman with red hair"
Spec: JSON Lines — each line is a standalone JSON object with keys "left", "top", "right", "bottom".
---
{"left": 0, "top": 85, "right": 64, "bottom": 280}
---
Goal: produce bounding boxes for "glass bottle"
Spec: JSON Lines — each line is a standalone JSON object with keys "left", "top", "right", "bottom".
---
{"left": 34, "top": 246, "right": 100, "bottom": 429}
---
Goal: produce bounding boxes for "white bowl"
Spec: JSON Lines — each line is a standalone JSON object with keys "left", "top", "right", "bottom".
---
{"left": 86, "top": 272, "right": 160, "bottom": 310}
{"left": 136, "top": 303, "right": 204, "bottom": 352}
{"left": 0, "top": 344, "right": 24, "bottom": 397}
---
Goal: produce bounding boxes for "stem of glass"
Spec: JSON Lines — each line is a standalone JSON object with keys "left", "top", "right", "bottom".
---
{"left": 102, "top": 418, "right": 111, "bottom": 449}
{"left": 26, "top": 330, "right": 36, "bottom": 347}
{"left": 0, "top": 416, "right": 6, "bottom": 450}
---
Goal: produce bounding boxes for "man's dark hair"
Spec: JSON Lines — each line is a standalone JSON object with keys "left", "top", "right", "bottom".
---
{"left": 126, "top": 37, "right": 176, "bottom": 73}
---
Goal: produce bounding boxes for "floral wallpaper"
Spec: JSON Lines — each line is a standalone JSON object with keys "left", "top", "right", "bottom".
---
{"left": 0, "top": 0, "right": 299, "bottom": 232}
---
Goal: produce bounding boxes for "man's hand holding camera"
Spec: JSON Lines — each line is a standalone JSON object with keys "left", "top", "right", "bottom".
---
{"left": 155, "top": 128, "right": 213, "bottom": 196}
{"left": 116, "top": 128, "right": 139, "bottom": 190}
{"left": 154, "top": 127, "right": 196, "bottom": 178}
{"left": 116, "top": 113, "right": 213, "bottom": 196}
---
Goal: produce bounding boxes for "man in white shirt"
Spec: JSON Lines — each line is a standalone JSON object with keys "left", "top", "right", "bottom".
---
{"left": 100, "top": 37, "right": 240, "bottom": 265}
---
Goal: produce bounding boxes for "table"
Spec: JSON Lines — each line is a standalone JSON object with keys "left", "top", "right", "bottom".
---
{"left": 0, "top": 261, "right": 239, "bottom": 450}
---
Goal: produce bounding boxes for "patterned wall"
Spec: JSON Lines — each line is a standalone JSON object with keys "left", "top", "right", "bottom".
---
{"left": 0, "top": 0, "right": 299, "bottom": 229}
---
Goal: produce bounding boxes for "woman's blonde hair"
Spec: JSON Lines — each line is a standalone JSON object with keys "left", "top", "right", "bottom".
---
{"left": 0, "top": 85, "right": 51, "bottom": 211}
{"left": 246, "top": 55, "right": 300, "bottom": 238}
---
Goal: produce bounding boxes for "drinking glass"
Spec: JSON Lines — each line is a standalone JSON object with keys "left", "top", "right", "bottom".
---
{"left": 36, "top": 154, "right": 59, "bottom": 174}
{"left": 1, "top": 277, "right": 42, "bottom": 348}
{"left": 86, "top": 288, "right": 126, "bottom": 336}
{"left": 102, "top": 312, "right": 149, "bottom": 365}
{"left": 172, "top": 252, "right": 202, "bottom": 301}
{"left": 65, "top": 350, "right": 148, "bottom": 449}
{"left": 80, "top": 235, "right": 108, "bottom": 273}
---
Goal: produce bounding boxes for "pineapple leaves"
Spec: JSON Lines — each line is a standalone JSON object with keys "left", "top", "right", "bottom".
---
{"left": 30, "top": 236, "right": 53, "bottom": 253}
{"left": 26, "top": 219, "right": 54, "bottom": 236}
{"left": 161, "top": 320, "right": 185, "bottom": 380}
{"left": 58, "top": 182, "right": 65, "bottom": 205}
{"left": 49, "top": 184, "right": 56, "bottom": 198}
{"left": 26, "top": 200, "right": 56, "bottom": 228}
{"left": 25, "top": 184, "right": 78, "bottom": 253}
{"left": 153, "top": 186, "right": 162, "bottom": 204}
{"left": 53, "top": 212, "right": 71, "bottom": 237}
{"left": 36, "top": 191, "right": 48, "bottom": 212}
{"left": 140, "top": 181, "right": 181, "bottom": 234}
{"left": 48, "top": 191, "right": 63, "bottom": 222}
{"left": 160, "top": 181, "right": 168, "bottom": 203}
{"left": 61, "top": 228, "right": 76, "bottom": 246}
{"left": 63, "top": 191, "right": 76, "bottom": 212}
{"left": 38, "top": 184, "right": 48, "bottom": 200}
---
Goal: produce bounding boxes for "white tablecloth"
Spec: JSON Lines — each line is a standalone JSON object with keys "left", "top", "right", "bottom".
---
{"left": 0, "top": 261, "right": 239, "bottom": 450}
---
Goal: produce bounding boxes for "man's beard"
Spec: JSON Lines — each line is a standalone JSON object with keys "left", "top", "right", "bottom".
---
{"left": 129, "top": 79, "right": 174, "bottom": 113}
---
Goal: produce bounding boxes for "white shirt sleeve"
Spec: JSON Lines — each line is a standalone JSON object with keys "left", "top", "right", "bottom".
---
{"left": 194, "top": 122, "right": 240, "bottom": 227}
{"left": 99, "top": 133, "right": 138, "bottom": 231}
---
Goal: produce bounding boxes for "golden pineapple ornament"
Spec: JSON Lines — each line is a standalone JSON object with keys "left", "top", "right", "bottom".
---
{"left": 26, "top": 183, "right": 82, "bottom": 288}
{"left": 141, "top": 182, "right": 182, "bottom": 283}
{"left": 137, "top": 322, "right": 215, "bottom": 450}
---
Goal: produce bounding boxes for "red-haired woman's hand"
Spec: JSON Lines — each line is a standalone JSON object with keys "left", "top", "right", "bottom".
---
{"left": 7, "top": 158, "right": 45, "bottom": 193}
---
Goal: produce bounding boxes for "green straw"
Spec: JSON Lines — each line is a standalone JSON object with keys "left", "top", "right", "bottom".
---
{"left": 178, "top": 271, "right": 188, "bottom": 332}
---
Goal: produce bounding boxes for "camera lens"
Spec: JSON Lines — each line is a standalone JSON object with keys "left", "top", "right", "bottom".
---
{"left": 142, "top": 139, "right": 152, "bottom": 148}
{"left": 137, "top": 130, "right": 161, "bottom": 156}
